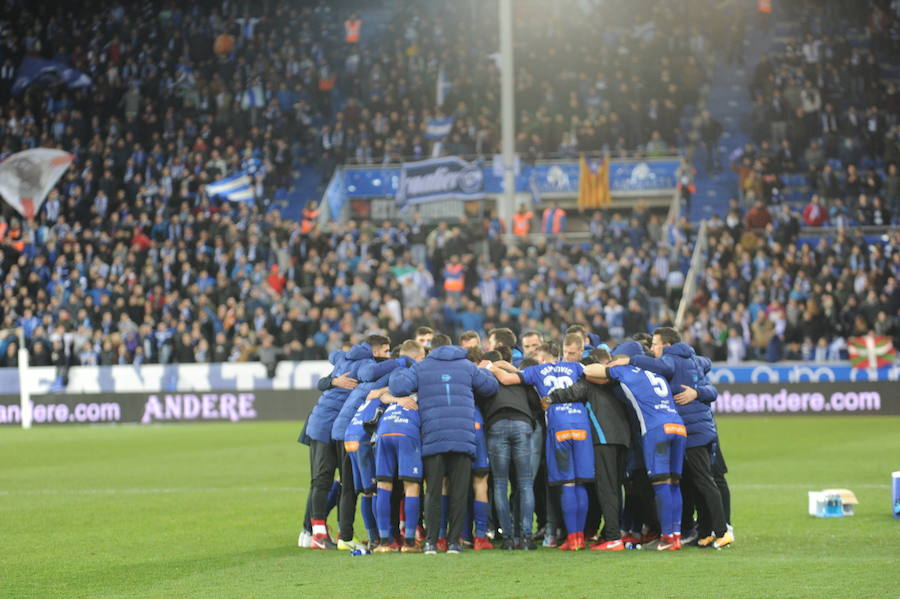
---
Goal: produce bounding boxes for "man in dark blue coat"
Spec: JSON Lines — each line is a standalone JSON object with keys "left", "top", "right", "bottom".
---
{"left": 389, "top": 334, "right": 499, "bottom": 554}
{"left": 609, "top": 327, "right": 731, "bottom": 548}
{"left": 304, "top": 334, "right": 390, "bottom": 549}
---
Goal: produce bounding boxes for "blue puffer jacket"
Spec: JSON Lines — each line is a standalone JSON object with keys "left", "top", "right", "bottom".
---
{"left": 388, "top": 345, "right": 498, "bottom": 457}
{"left": 630, "top": 342, "right": 718, "bottom": 448}
{"left": 306, "top": 343, "right": 375, "bottom": 443}
{"left": 331, "top": 357, "right": 410, "bottom": 441}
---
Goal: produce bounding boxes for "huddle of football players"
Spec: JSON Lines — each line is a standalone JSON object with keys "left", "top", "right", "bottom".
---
{"left": 298, "top": 324, "right": 734, "bottom": 554}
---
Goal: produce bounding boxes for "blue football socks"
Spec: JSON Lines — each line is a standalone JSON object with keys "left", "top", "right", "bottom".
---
{"left": 653, "top": 483, "right": 674, "bottom": 536}
{"left": 561, "top": 485, "right": 579, "bottom": 535}
{"left": 360, "top": 495, "right": 378, "bottom": 542}
{"left": 404, "top": 494, "right": 420, "bottom": 541}
{"left": 574, "top": 484, "right": 588, "bottom": 534}
{"left": 474, "top": 500, "right": 489, "bottom": 539}
{"left": 670, "top": 483, "right": 682, "bottom": 536}
{"left": 375, "top": 488, "right": 393, "bottom": 540}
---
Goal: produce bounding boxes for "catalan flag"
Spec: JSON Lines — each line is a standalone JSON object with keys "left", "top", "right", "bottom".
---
{"left": 577, "top": 155, "right": 610, "bottom": 209}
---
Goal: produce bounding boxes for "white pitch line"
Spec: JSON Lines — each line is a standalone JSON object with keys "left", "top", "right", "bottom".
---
{"left": 729, "top": 483, "right": 889, "bottom": 490}
{"left": 0, "top": 486, "right": 307, "bottom": 496}
{"left": 0, "top": 483, "right": 890, "bottom": 496}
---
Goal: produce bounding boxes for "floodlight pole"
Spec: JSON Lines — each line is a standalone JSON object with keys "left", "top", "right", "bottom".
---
{"left": 498, "top": 0, "right": 516, "bottom": 231}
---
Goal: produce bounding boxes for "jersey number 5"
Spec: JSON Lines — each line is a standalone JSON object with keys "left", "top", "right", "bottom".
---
{"left": 644, "top": 371, "right": 668, "bottom": 397}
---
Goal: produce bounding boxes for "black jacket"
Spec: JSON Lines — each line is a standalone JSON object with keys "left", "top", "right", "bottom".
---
{"left": 478, "top": 383, "right": 541, "bottom": 430}
{"left": 549, "top": 380, "right": 631, "bottom": 447}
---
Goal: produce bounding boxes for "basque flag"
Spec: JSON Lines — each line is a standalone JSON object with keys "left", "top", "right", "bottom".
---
{"left": 206, "top": 171, "right": 254, "bottom": 202}
{"left": 848, "top": 334, "right": 896, "bottom": 369}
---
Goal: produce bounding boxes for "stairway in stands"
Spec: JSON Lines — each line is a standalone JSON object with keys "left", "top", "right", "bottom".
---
{"left": 690, "top": 7, "right": 796, "bottom": 221}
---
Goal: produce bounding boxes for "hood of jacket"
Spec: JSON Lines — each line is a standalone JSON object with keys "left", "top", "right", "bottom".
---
{"left": 345, "top": 342, "right": 373, "bottom": 361}
{"left": 663, "top": 342, "right": 696, "bottom": 359}
{"left": 426, "top": 345, "right": 468, "bottom": 361}
{"left": 612, "top": 340, "right": 646, "bottom": 358}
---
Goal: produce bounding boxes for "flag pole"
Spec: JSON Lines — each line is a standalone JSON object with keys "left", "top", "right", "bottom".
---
{"left": 498, "top": 0, "right": 516, "bottom": 235}
{"left": 17, "top": 327, "right": 32, "bottom": 429}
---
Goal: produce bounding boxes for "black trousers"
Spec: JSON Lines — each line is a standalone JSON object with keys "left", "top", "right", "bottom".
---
{"left": 309, "top": 439, "right": 339, "bottom": 521}
{"left": 683, "top": 444, "right": 727, "bottom": 537}
{"left": 336, "top": 442, "right": 357, "bottom": 541}
{"left": 594, "top": 444, "right": 627, "bottom": 541}
{"left": 712, "top": 442, "right": 731, "bottom": 526}
{"left": 423, "top": 452, "right": 471, "bottom": 544}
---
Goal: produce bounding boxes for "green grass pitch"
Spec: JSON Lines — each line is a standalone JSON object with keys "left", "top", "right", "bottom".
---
{"left": 3, "top": 417, "right": 899, "bottom": 598}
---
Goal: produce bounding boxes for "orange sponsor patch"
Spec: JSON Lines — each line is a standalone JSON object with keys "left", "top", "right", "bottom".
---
{"left": 474, "top": 422, "right": 482, "bottom": 430}
{"left": 344, "top": 441, "right": 359, "bottom": 452}
{"left": 664, "top": 423, "right": 687, "bottom": 436}
{"left": 555, "top": 429, "right": 587, "bottom": 442}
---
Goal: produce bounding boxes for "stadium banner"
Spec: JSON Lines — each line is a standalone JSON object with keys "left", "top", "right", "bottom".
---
{"left": 0, "top": 389, "right": 321, "bottom": 426}
{"left": 0, "top": 361, "right": 334, "bottom": 395}
{"left": 395, "top": 156, "right": 485, "bottom": 208}
{"left": 707, "top": 362, "right": 900, "bottom": 384}
{"left": 339, "top": 158, "right": 680, "bottom": 200}
{"left": 2, "top": 382, "right": 895, "bottom": 426}
{"left": 2, "top": 361, "right": 896, "bottom": 396}
{"left": 712, "top": 382, "right": 900, "bottom": 416}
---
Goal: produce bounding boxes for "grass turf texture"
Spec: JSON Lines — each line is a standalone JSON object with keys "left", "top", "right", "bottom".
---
{"left": 3, "top": 417, "right": 898, "bottom": 599}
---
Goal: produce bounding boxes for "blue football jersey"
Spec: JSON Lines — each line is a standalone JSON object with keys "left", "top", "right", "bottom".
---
{"left": 376, "top": 398, "right": 421, "bottom": 441}
{"left": 607, "top": 365, "right": 682, "bottom": 435}
{"left": 521, "top": 361, "right": 584, "bottom": 397}
{"left": 344, "top": 398, "right": 383, "bottom": 444}
{"left": 521, "top": 361, "right": 587, "bottom": 430}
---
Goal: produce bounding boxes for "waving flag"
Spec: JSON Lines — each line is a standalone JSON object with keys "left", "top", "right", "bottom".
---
{"left": 0, "top": 148, "right": 74, "bottom": 218}
{"left": 848, "top": 334, "right": 896, "bottom": 369}
{"left": 12, "top": 58, "right": 91, "bottom": 95}
{"left": 425, "top": 116, "right": 454, "bottom": 140}
{"left": 206, "top": 171, "right": 254, "bottom": 202}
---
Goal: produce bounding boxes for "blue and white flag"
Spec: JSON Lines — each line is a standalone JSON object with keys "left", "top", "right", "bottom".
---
{"left": 436, "top": 64, "right": 451, "bottom": 108}
{"left": 241, "top": 156, "right": 263, "bottom": 176}
{"left": 206, "top": 171, "right": 254, "bottom": 202}
{"left": 425, "top": 116, "right": 454, "bottom": 140}
{"left": 12, "top": 58, "right": 92, "bottom": 95}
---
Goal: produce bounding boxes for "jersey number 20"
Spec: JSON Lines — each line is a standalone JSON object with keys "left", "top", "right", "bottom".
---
{"left": 542, "top": 375, "right": 574, "bottom": 391}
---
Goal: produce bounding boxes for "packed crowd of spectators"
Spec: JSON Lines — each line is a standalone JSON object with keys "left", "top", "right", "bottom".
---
{"left": 0, "top": 191, "right": 689, "bottom": 372}
{"left": 671, "top": 0, "right": 900, "bottom": 363}
{"left": 735, "top": 0, "right": 900, "bottom": 224}
{"left": 0, "top": 0, "right": 897, "bottom": 373}
{"left": 678, "top": 204, "right": 900, "bottom": 363}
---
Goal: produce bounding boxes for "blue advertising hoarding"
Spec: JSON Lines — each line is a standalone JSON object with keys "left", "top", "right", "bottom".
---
{"left": 337, "top": 157, "right": 680, "bottom": 201}
{"left": 708, "top": 362, "right": 900, "bottom": 384}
